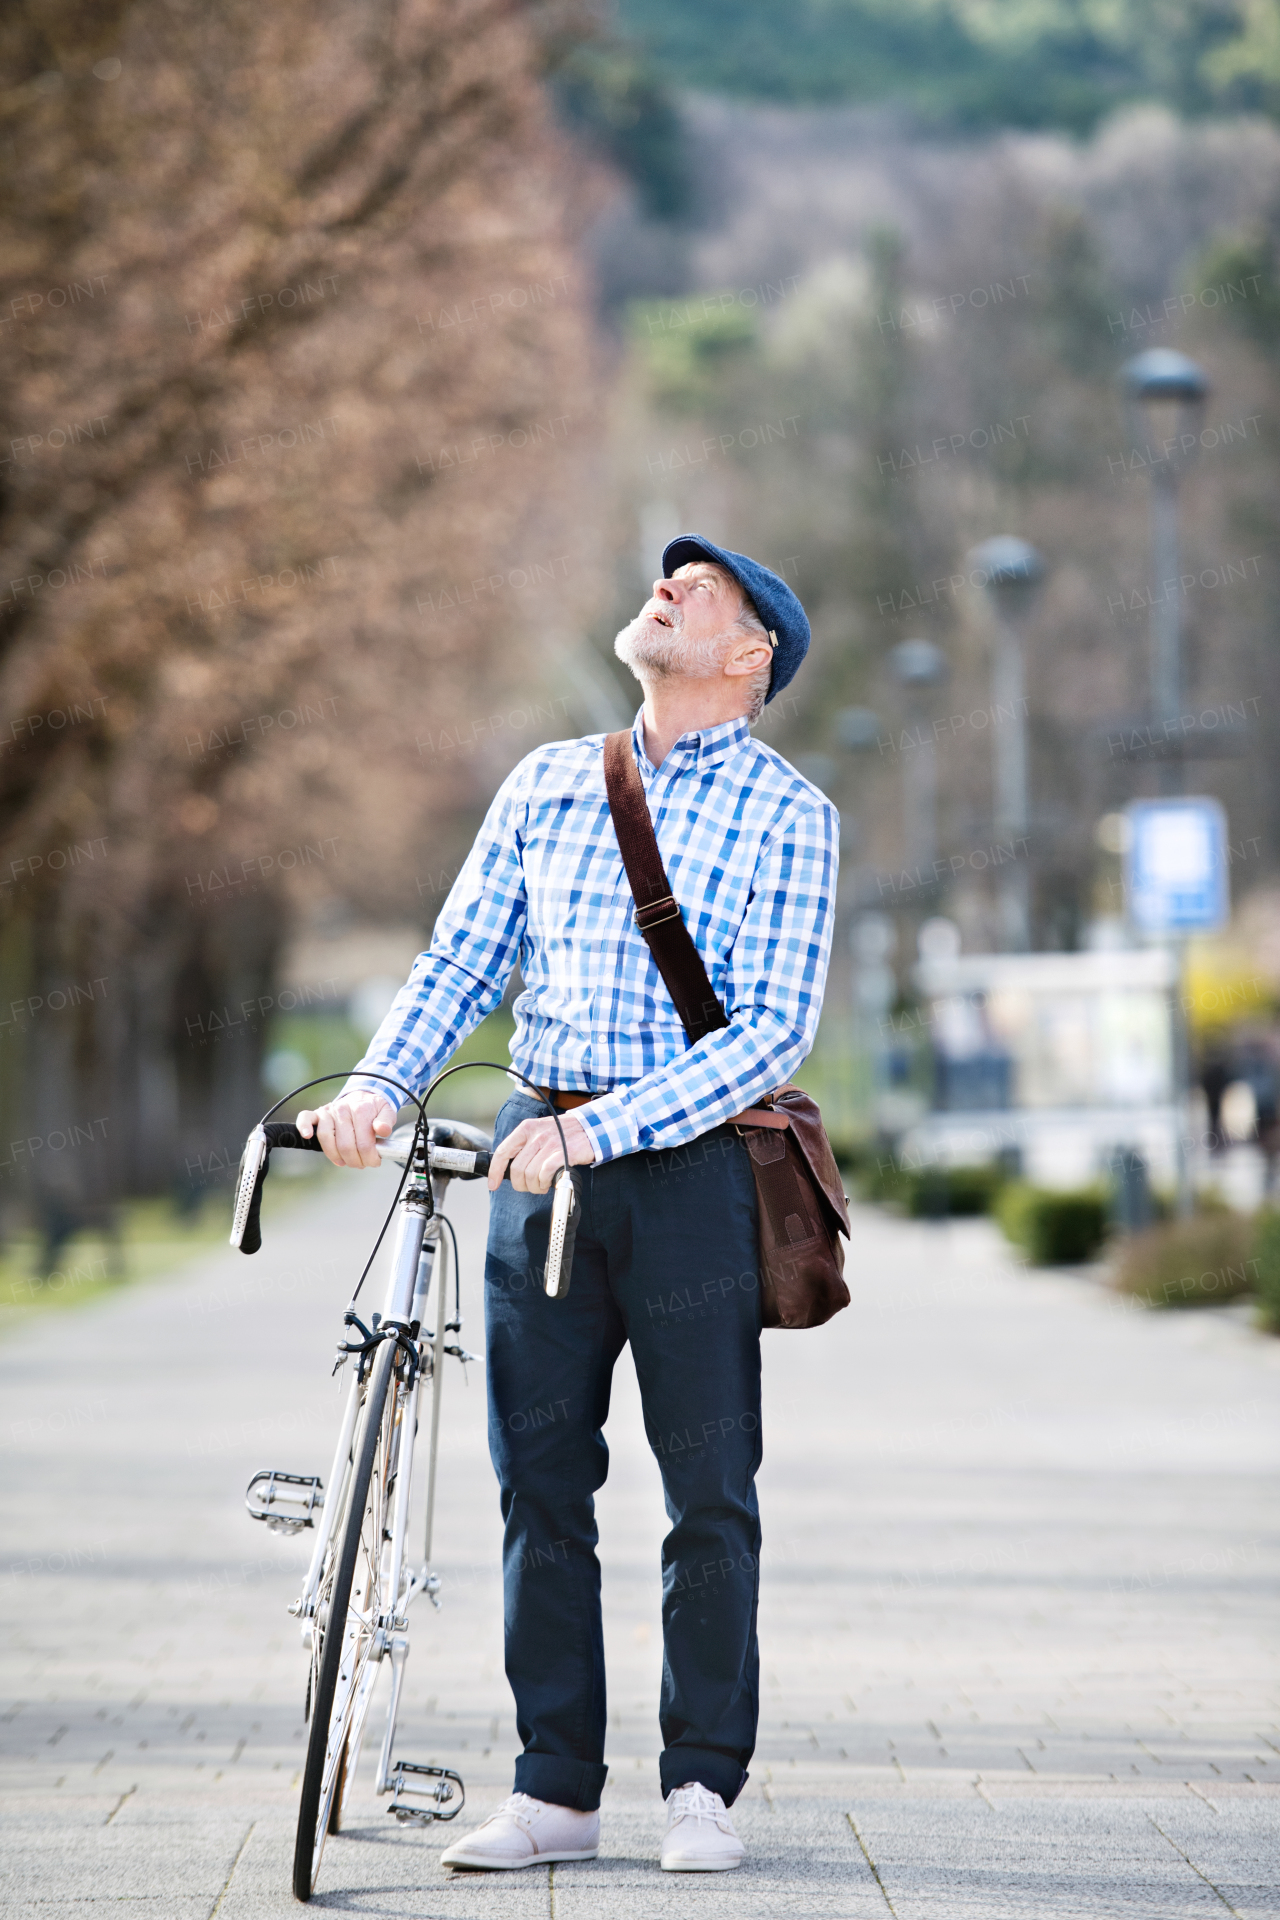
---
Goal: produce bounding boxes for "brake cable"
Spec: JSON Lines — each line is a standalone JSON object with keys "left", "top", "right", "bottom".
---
{"left": 253, "top": 1070, "right": 426, "bottom": 1312}
{"left": 260, "top": 1061, "right": 573, "bottom": 1315}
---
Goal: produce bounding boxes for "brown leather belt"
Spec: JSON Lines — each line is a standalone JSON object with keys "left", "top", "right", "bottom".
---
{"left": 529, "top": 1085, "right": 790, "bottom": 1131}
{"left": 531, "top": 1086, "right": 597, "bottom": 1112}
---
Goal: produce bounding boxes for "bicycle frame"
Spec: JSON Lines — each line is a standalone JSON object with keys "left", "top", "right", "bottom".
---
{"left": 287, "top": 1157, "right": 469, "bottom": 1821}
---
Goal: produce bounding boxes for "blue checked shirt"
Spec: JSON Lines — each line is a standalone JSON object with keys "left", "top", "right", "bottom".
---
{"left": 347, "top": 712, "right": 838, "bottom": 1163}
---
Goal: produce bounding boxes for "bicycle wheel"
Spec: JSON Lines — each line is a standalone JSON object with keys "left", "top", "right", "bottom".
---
{"left": 293, "top": 1335, "right": 398, "bottom": 1900}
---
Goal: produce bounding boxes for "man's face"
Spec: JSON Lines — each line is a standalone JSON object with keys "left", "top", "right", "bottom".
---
{"left": 614, "top": 562, "right": 744, "bottom": 680}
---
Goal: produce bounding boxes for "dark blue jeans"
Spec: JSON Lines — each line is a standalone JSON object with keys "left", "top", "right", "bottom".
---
{"left": 484, "top": 1092, "right": 763, "bottom": 1812}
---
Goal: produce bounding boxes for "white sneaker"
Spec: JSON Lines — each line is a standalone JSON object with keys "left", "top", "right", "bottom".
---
{"left": 660, "top": 1781, "right": 744, "bottom": 1871}
{"left": 440, "top": 1792, "right": 600, "bottom": 1870}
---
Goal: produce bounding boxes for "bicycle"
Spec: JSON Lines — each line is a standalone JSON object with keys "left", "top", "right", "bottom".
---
{"left": 229, "top": 1066, "right": 579, "bottom": 1902}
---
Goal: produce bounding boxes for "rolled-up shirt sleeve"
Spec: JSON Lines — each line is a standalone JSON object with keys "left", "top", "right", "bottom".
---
{"left": 573, "top": 797, "right": 838, "bottom": 1163}
{"left": 343, "top": 771, "right": 528, "bottom": 1118}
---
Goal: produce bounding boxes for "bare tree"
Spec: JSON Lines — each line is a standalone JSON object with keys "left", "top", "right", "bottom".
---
{"left": 0, "top": 0, "right": 602, "bottom": 1244}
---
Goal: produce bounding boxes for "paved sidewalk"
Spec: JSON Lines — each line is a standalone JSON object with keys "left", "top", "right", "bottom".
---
{"left": 2, "top": 1166, "right": 1278, "bottom": 1917}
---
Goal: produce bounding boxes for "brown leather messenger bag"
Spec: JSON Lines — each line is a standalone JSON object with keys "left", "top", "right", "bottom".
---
{"left": 602, "top": 730, "right": 850, "bottom": 1330}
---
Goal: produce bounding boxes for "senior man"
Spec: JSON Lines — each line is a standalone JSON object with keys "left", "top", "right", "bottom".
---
{"left": 298, "top": 535, "right": 838, "bottom": 1874}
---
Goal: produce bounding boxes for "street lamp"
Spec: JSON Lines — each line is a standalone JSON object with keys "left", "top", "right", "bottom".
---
{"left": 968, "top": 536, "right": 1045, "bottom": 952}
{"left": 889, "top": 638, "right": 948, "bottom": 879}
{"left": 1120, "top": 352, "right": 1210, "bottom": 1220}
{"left": 835, "top": 706, "right": 894, "bottom": 1130}
{"left": 1121, "top": 349, "right": 1209, "bottom": 796}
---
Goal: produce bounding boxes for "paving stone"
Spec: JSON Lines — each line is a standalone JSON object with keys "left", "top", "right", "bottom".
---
{"left": 1, "top": 1180, "right": 1277, "bottom": 1916}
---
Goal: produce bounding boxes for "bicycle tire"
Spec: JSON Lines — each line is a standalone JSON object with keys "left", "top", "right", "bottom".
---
{"left": 293, "top": 1335, "right": 397, "bottom": 1900}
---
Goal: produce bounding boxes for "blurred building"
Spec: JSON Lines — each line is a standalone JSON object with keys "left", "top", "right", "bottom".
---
{"left": 900, "top": 947, "right": 1177, "bottom": 1188}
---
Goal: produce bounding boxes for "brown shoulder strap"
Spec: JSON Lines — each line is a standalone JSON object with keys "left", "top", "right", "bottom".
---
{"left": 603, "top": 730, "right": 729, "bottom": 1045}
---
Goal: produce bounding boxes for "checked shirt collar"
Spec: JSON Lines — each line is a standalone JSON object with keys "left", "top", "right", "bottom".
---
{"left": 631, "top": 709, "right": 753, "bottom": 779}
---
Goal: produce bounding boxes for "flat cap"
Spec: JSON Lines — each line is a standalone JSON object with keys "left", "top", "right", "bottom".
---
{"left": 662, "top": 533, "right": 809, "bottom": 702}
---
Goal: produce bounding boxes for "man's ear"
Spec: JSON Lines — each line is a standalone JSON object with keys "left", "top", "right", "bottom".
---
{"left": 722, "top": 637, "right": 774, "bottom": 679}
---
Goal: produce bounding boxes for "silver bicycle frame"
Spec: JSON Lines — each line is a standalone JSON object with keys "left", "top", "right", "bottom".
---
{"left": 273, "top": 1130, "right": 487, "bottom": 1843}
{"left": 295, "top": 1177, "right": 431, "bottom": 1623}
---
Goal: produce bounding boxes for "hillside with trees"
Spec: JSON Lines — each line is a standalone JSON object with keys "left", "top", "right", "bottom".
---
{"left": 614, "top": 0, "right": 1280, "bottom": 130}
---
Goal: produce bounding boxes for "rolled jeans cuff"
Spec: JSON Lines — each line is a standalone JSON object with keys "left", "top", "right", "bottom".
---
{"left": 513, "top": 1751, "right": 609, "bottom": 1812}
{"left": 659, "top": 1747, "right": 748, "bottom": 1808}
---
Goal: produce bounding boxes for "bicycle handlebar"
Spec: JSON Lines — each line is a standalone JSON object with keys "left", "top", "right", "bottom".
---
{"left": 231, "top": 1102, "right": 577, "bottom": 1297}
{"left": 426, "top": 1145, "right": 493, "bottom": 1177}
{"left": 263, "top": 1121, "right": 325, "bottom": 1154}
{"left": 230, "top": 1122, "right": 500, "bottom": 1257}
{"left": 262, "top": 1121, "right": 496, "bottom": 1170}
{"left": 265, "top": 1124, "right": 495, "bottom": 1177}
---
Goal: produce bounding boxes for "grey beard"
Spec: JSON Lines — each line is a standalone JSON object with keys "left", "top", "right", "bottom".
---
{"left": 614, "top": 610, "right": 732, "bottom": 682}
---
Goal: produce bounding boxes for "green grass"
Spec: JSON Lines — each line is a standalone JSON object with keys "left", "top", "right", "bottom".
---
{"left": 0, "top": 1169, "right": 332, "bottom": 1328}
{"left": 0, "top": 1008, "right": 523, "bottom": 1331}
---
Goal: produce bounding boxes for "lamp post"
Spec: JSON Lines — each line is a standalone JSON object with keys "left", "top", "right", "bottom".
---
{"left": 890, "top": 638, "right": 948, "bottom": 882}
{"left": 968, "top": 536, "right": 1045, "bottom": 951}
{"left": 836, "top": 706, "right": 894, "bottom": 1126}
{"left": 1120, "top": 352, "right": 1210, "bottom": 1219}
{"left": 1120, "top": 349, "right": 1209, "bottom": 797}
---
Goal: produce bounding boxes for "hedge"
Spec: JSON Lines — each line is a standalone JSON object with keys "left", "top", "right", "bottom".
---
{"left": 855, "top": 1160, "right": 1005, "bottom": 1218}
{"left": 1247, "top": 1210, "right": 1280, "bottom": 1331}
{"left": 1110, "top": 1212, "right": 1257, "bottom": 1307}
{"left": 996, "top": 1183, "right": 1109, "bottom": 1265}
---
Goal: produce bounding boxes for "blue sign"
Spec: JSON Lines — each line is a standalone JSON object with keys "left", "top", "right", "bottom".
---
{"left": 1125, "top": 798, "right": 1229, "bottom": 934}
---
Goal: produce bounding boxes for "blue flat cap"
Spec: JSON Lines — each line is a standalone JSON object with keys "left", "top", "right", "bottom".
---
{"left": 662, "top": 533, "right": 809, "bottom": 702}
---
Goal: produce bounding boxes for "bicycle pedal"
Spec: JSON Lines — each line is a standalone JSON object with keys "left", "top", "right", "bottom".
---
{"left": 245, "top": 1468, "right": 324, "bottom": 1534}
{"left": 407, "top": 1565, "right": 442, "bottom": 1609}
{"left": 387, "top": 1761, "right": 465, "bottom": 1823}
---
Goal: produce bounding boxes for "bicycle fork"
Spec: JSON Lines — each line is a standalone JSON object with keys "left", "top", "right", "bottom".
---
{"left": 369, "top": 1215, "right": 448, "bottom": 1795}
{"left": 292, "top": 1192, "right": 432, "bottom": 1627}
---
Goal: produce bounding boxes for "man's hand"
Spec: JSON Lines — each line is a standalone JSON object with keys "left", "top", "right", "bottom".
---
{"left": 296, "top": 1092, "right": 395, "bottom": 1169}
{"left": 488, "top": 1113, "right": 595, "bottom": 1194}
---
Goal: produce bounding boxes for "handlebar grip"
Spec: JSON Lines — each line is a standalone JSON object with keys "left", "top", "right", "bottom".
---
{"left": 264, "top": 1122, "right": 324, "bottom": 1152}
{"left": 231, "top": 1127, "right": 268, "bottom": 1254}
{"left": 544, "top": 1168, "right": 582, "bottom": 1299}
{"left": 231, "top": 1121, "right": 324, "bottom": 1254}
